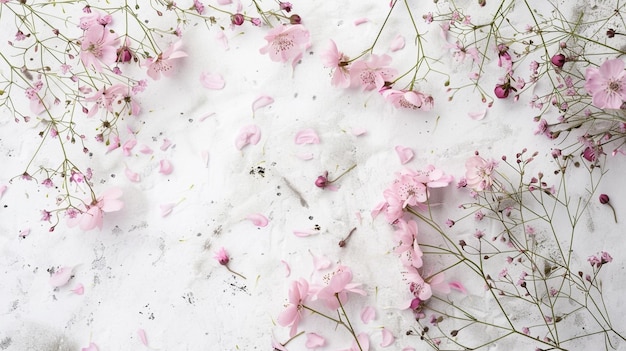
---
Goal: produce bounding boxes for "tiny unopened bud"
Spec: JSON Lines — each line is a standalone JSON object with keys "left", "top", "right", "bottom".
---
{"left": 231, "top": 13, "right": 245, "bottom": 26}
{"left": 599, "top": 194, "right": 610, "bottom": 204}
{"left": 289, "top": 14, "right": 302, "bottom": 24}
{"left": 607, "top": 28, "right": 616, "bottom": 38}
{"left": 550, "top": 54, "right": 566, "bottom": 68}
{"left": 315, "top": 174, "right": 328, "bottom": 188}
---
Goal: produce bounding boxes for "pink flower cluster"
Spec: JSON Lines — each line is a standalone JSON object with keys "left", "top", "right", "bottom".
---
{"left": 378, "top": 165, "right": 454, "bottom": 223}
{"left": 66, "top": 188, "right": 124, "bottom": 231}
{"left": 321, "top": 40, "right": 433, "bottom": 111}
{"left": 463, "top": 154, "right": 498, "bottom": 191}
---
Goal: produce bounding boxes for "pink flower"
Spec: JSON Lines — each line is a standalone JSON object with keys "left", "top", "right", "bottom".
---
{"left": 321, "top": 39, "right": 351, "bottom": 88}
{"left": 406, "top": 267, "right": 432, "bottom": 301}
{"left": 214, "top": 247, "right": 229, "bottom": 265}
{"left": 144, "top": 41, "right": 188, "bottom": 80}
{"left": 394, "top": 219, "right": 423, "bottom": 269}
{"left": 84, "top": 84, "right": 126, "bottom": 117}
{"left": 445, "top": 41, "right": 479, "bottom": 63}
{"left": 278, "top": 278, "right": 310, "bottom": 337}
{"left": 465, "top": 155, "right": 497, "bottom": 191}
{"left": 80, "top": 24, "right": 119, "bottom": 72}
{"left": 584, "top": 59, "right": 626, "bottom": 109}
{"left": 314, "top": 265, "right": 366, "bottom": 310}
{"left": 66, "top": 188, "right": 124, "bottom": 231}
{"left": 259, "top": 24, "right": 310, "bottom": 66}
{"left": 350, "top": 54, "right": 397, "bottom": 90}
{"left": 381, "top": 89, "right": 433, "bottom": 111}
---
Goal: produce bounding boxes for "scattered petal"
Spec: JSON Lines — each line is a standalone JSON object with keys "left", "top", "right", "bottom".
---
{"left": 235, "top": 125, "right": 261, "bottom": 150}
{"left": 160, "top": 138, "right": 172, "bottom": 151}
{"left": 137, "top": 329, "right": 148, "bottom": 346}
{"left": 468, "top": 110, "right": 487, "bottom": 120}
{"left": 201, "top": 150, "right": 210, "bottom": 168}
{"left": 125, "top": 167, "right": 141, "bottom": 182}
{"left": 402, "top": 348, "right": 416, "bottom": 351}
{"left": 355, "top": 211, "right": 363, "bottom": 224}
{"left": 19, "top": 228, "right": 30, "bottom": 238}
{"left": 215, "top": 31, "right": 229, "bottom": 50}
{"left": 380, "top": 328, "right": 395, "bottom": 347}
{"left": 199, "top": 112, "right": 216, "bottom": 121}
{"left": 295, "top": 129, "right": 320, "bottom": 144}
{"left": 200, "top": 72, "right": 225, "bottom": 90}
{"left": 449, "top": 281, "right": 467, "bottom": 294}
{"left": 293, "top": 229, "right": 318, "bottom": 237}
{"left": 309, "top": 250, "right": 331, "bottom": 270}
{"left": 305, "top": 333, "right": 326, "bottom": 348}
{"left": 351, "top": 128, "right": 367, "bottom": 136}
{"left": 395, "top": 146, "right": 414, "bottom": 164}
{"left": 217, "top": 0, "right": 232, "bottom": 4}
{"left": 371, "top": 201, "right": 387, "bottom": 219}
{"left": 247, "top": 213, "right": 269, "bottom": 227}
{"left": 354, "top": 18, "right": 368, "bottom": 25}
{"left": 122, "top": 139, "right": 137, "bottom": 156}
{"left": 390, "top": 34, "right": 405, "bottom": 52}
{"left": 0, "top": 184, "right": 7, "bottom": 198}
{"left": 252, "top": 95, "right": 274, "bottom": 115}
{"left": 81, "top": 343, "right": 99, "bottom": 351}
{"left": 105, "top": 135, "right": 121, "bottom": 154}
{"left": 50, "top": 266, "right": 73, "bottom": 288}
{"left": 281, "top": 260, "right": 291, "bottom": 277}
{"left": 139, "top": 145, "right": 153, "bottom": 154}
{"left": 160, "top": 203, "right": 176, "bottom": 217}
{"left": 296, "top": 152, "right": 315, "bottom": 160}
{"left": 72, "top": 283, "right": 85, "bottom": 295}
{"left": 159, "top": 159, "right": 174, "bottom": 175}
{"left": 361, "top": 306, "right": 376, "bottom": 324}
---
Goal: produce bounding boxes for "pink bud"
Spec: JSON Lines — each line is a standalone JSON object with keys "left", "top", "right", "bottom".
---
{"left": 599, "top": 194, "right": 610, "bottom": 204}
{"left": 315, "top": 174, "right": 328, "bottom": 188}
{"left": 550, "top": 54, "right": 565, "bottom": 68}
{"left": 231, "top": 13, "right": 245, "bottom": 26}
{"left": 494, "top": 84, "right": 510, "bottom": 99}
{"left": 289, "top": 14, "right": 302, "bottom": 24}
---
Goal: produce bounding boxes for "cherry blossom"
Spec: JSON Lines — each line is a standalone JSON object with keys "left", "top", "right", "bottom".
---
{"left": 584, "top": 59, "right": 626, "bottom": 109}
{"left": 259, "top": 24, "right": 311, "bottom": 66}
{"left": 381, "top": 89, "right": 433, "bottom": 111}
{"left": 278, "top": 278, "right": 310, "bottom": 337}
{"left": 314, "top": 265, "right": 366, "bottom": 310}
{"left": 80, "top": 24, "right": 119, "bottom": 72}
{"left": 66, "top": 187, "right": 124, "bottom": 231}
{"left": 144, "top": 41, "right": 188, "bottom": 80}
{"left": 321, "top": 39, "right": 351, "bottom": 88}
{"left": 465, "top": 155, "right": 498, "bottom": 191}
{"left": 350, "top": 54, "right": 397, "bottom": 91}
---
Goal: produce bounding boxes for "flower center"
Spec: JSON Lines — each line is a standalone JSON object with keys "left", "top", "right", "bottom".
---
{"left": 608, "top": 80, "right": 621, "bottom": 92}
{"left": 274, "top": 34, "right": 294, "bottom": 53}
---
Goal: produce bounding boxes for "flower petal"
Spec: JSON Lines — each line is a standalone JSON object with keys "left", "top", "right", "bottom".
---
{"left": 449, "top": 281, "right": 467, "bottom": 294}
{"left": 50, "top": 266, "right": 73, "bottom": 287}
{"left": 72, "top": 283, "right": 85, "bottom": 295}
{"left": 252, "top": 95, "right": 274, "bottom": 115}
{"left": 293, "top": 229, "right": 318, "bottom": 237}
{"left": 125, "top": 167, "right": 141, "bottom": 182}
{"left": 468, "top": 110, "right": 487, "bottom": 120}
{"left": 390, "top": 34, "right": 405, "bottom": 52}
{"left": 395, "top": 146, "right": 414, "bottom": 164}
{"left": 247, "top": 213, "right": 269, "bottom": 227}
{"left": 296, "top": 152, "right": 315, "bottom": 160}
{"left": 122, "top": 139, "right": 137, "bottom": 156}
{"left": 305, "top": 333, "right": 326, "bottom": 348}
{"left": 19, "top": 228, "right": 30, "bottom": 238}
{"left": 137, "top": 329, "right": 148, "bottom": 346}
{"left": 159, "top": 159, "right": 173, "bottom": 175}
{"left": 281, "top": 260, "right": 291, "bottom": 277}
{"left": 351, "top": 128, "right": 367, "bottom": 136}
{"left": 235, "top": 125, "right": 261, "bottom": 150}
{"left": 380, "top": 328, "right": 395, "bottom": 347}
{"left": 160, "top": 138, "right": 172, "bottom": 151}
{"left": 160, "top": 203, "right": 176, "bottom": 217}
{"left": 200, "top": 72, "right": 225, "bottom": 90}
{"left": 310, "top": 251, "right": 331, "bottom": 270}
{"left": 361, "top": 306, "right": 376, "bottom": 324}
{"left": 295, "top": 129, "right": 320, "bottom": 144}
{"left": 0, "top": 184, "right": 6, "bottom": 199}
{"left": 354, "top": 18, "right": 368, "bottom": 25}
{"left": 139, "top": 145, "right": 153, "bottom": 154}
{"left": 81, "top": 343, "right": 99, "bottom": 351}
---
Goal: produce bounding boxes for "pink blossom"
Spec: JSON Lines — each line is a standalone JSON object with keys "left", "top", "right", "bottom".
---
{"left": 314, "top": 265, "right": 366, "bottom": 310}
{"left": 350, "top": 54, "right": 397, "bottom": 90}
{"left": 66, "top": 188, "right": 124, "bottom": 231}
{"left": 465, "top": 155, "right": 497, "bottom": 191}
{"left": 445, "top": 41, "right": 479, "bottom": 62}
{"left": 84, "top": 84, "right": 126, "bottom": 118}
{"left": 144, "top": 41, "right": 188, "bottom": 80}
{"left": 278, "top": 278, "right": 310, "bottom": 337}
{"left": 80, "top": 25, "right": 119, "bottom": 72}
{"left": 406, "top": 267, "right": 432, "bottom": 301}
{"left": 259, "top": 24, "right": 310, "bottom": 66}
{"left": 214, "top": 247, "right": 230, "bottom": 265}
{"left": 584, "top": 59, "right": 626, "bottom": 109}
{"left": 320, "top": 39, "right": 351, "bottom": 88}
{"left": 381, "top": 89, "right": 433, "bottom": 111}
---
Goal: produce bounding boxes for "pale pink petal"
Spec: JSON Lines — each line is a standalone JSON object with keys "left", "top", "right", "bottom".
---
{"left": 19, "top": 228, "right": 30, "bottom": 238}
{"left": 72, "top": 283, "right": 85, "bottom": 295}
{"left": 371, "top": 201, "right": 387, "bottom": 219}
{"left": 297, "top": 152, "right": 315, "bottom": 160}
{"left": 247, "top": 213, "right": 269, "bottom": 227}
{"left": 295, "top": 129, "right": 320, "bottom": 144}
{"left": 201, "top": 150, "right": 210, "bottom": 167}
{"left": 355, "top": 211, "right": 363, "bottom": 223}
{"left": 137, "top": 329, "right": 148, "bottom": 346}
{"left": 294, "top": 229, "right": 318, "bottom": 237}
{"left": 81, "top": 342, "right": 99, "bottom": 351}
{"left": 361, "top": 306, "right": 376, "bottom": 324}
{"left": 159, "top": 159, "right": 173, "bottom": 175}
{"left": 160, "top": 138, "right": 172, "bottom": 151}
{"left": 125, "top": 167, "right": 141, "bottom": 182}
{"left": 200, "top": 72, "right": 225, "bottom": 90}
{"left": 402, "top": 348, "right": 416, "bottom": 351}
{"left": 252, "top": 95, "right": 274, "bottom": 114}
{"left": 215, "top": 31, "right": 229, "bottom": 50}
{"left": 0, "top": 185, "right": 6, "bottom": 198}
{"left": 310, "top": 251, "right": 331, "bottom": 270}
{"left": 468, "top": 110, "right": 487, "bottom": 120}
{"left": 50, "top": 266, "right": 73, "bottom": 287}
{"left": 305, "top": 333, "right": 326, "bottom": 348}
{"left": 281, "top": 260, "right": 291, "bottom": 277}
{"left": 139, "top": 145, "right": 153, "bottom": 154}
{"left": 351, "top": 128, "right": 367, "bottom": 136}
{"left": 326, "top": 184, "right": 339, "bottom": 191}
{"left": 122, "top": 139, "right": 137, "bottom": 156}
{"left": 380, "top": 328, "right": 395, "bottom": 347}
{"left": 449, "top": 281, "right": 467, "bottom": 294}
{"left": 354, "top": 18, "right": 368, "bottom": 25}
{"left": 106, "top": 135, "right": 121, "bottom": 154}
{"left": 199, "top": 112, "right": 216, "bottom": 121}
{"left": 160, "top": 203, "right": 176, "bottom": 217}
{"left": 390, "top": 34, "right": 405, "bottom": 52}
{"left": 217, "top": 0, "right": 232, "bottom": 4}
{"left": 395, "top": 146, "right": 414, "bottom": 164}
{"left": 235, "top": 125, "right": 261, "bottom": 150}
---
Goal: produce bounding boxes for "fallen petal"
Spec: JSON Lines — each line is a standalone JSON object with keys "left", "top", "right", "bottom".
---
{"left": 247, "top": 213, "right": 269, "bottom": 227}
{"left": 371, "top": 201, "right": 388, "bottom": 219}
{"left": 468, "top": 110, "right": 487, "bottom": 120}
{"left": 309, "top": 250, "right": 331, "bottom": 270}
{"left": 122, "top": 139, "right": 137, "bottom": 156}
{"left": 252, "top": 95, "right": 274, "bottom": 114}
{"left": 390, "top": 34, "right": 405, "bottom": 52}
{"left": 19, "top": 228, "right": 30, "bottom": 238}
{"left": 295, "top": 129, "right": 320, "bottom": 144}
{"left": 380, "top": 328, "right": 395, "bottom": 347}
{"left": 354, "top": 18, "right": 368, "bottom": 25}
{"left": 0, "top": 184, "right": 6, "bottom": 198}
{"left": 50, "top": 266, "right": 73, "bottom": 288}
{"left": 200, "top": 72, "right": 225, "bottom": 90}
{"left": 395, "top": 146, "right": 414, "bottom": 164}
{"left": 293, "top": 229, "right": 318, "bottom": 237}
{"left": 81, "top": 343, "right": 99, "bottom": 351}
{"left": 215, "top": 31, "right": 229, "bottom": 50}
{"left": 305, "top": 333, "right": 326, "bottom": 348}
{"left": 160, "top": 203, "right": 176, "bottom": 217}
{"left": 449, "top": 281, "right": 467, "bottom": 294}
{"left": 160, "top": 138, "right": 172, "bottom": 151}
{"left": 72, "top": 283, "right": 85, "bottom": 295}
{"left": 159, "top": 159, "right": 174, "bottom": 175}
{"left": 296, "top": 152, "right": 315, "bottom": 160}
{"left": 137, "top": 329, "right": 148, "bottom": 346}
{"left": 361, "top": 306, "right": 376, "bottom": 324}
{"left": 139, "top": 145, "right": 153, "bottom": 154}
{"left": 235, "top": 125, "right": 261, "bottom": 150}
{"left": 281, "top": 260, "right": 291, "bottom": 277}
{"left": 351, "top": 128, "right": 367, "bottom": 136}
{"left": 125, "top": 167, "right": 141, "bottom": 182}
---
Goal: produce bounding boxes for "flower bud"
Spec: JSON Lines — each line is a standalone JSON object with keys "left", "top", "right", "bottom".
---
{"left": 550, "top": 54, "right": 566, "bottom": 68}
{"left": 494, "top": 84, "right": 510, "bottom": 99}
{"left": 289, "top": 14, "right": 302, "bottom": 24}
{"left": 231, "top": 13, "right": 245, "bottom": 26}
{"left": 315, "top": 174, "right": 328, "bottom": 188}
{"left": 599, "top": 194, "right": 610, "bottom": 204}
